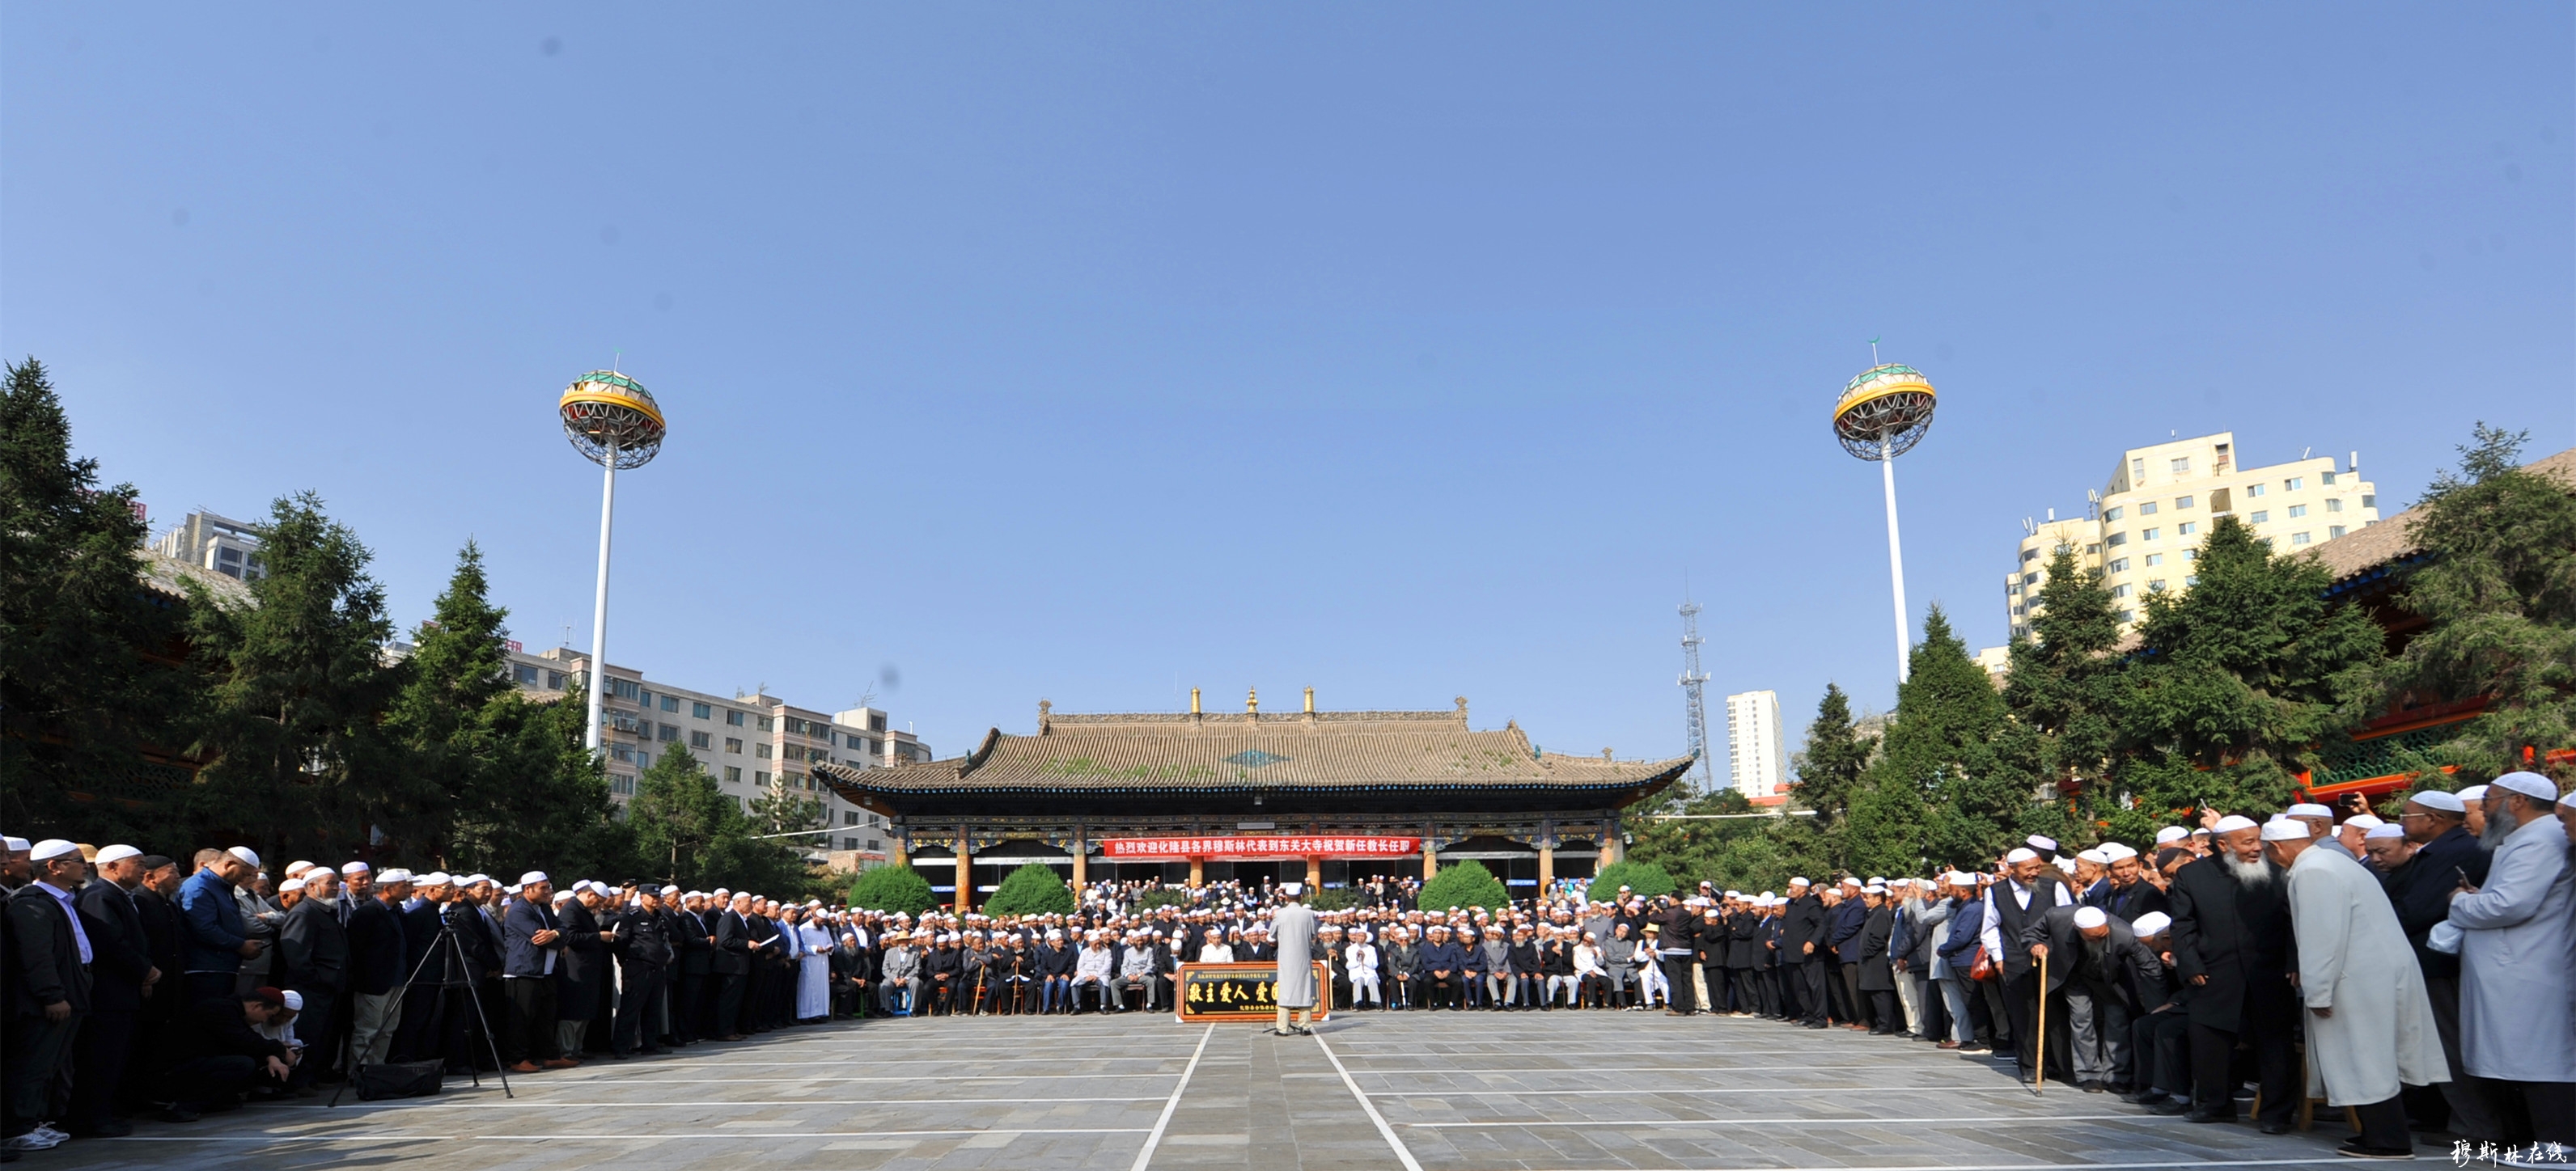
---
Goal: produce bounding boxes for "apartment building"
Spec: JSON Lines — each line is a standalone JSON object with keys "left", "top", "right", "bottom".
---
{"left": 150, "top": 510, "right": 267, "bottom": 581}
{"left": 2005, "top": 433, "right": 2379, "bottom": 640}
{"left": 1722, "top": 689, "right": 1789, "bottom": 801}
{"left": 503, "top": 645, "right": 929, "bottom": 866}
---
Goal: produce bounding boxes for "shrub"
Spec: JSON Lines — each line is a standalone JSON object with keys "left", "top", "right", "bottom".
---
{"left": 1587, "top": 860, "right": 1676, "bottom": 903}
{"left": 1417, "top": 859, "right": 1508, "bottom": 912}
{"left": 982, "top": 863, "right": 1075, "bottom": 916}
{"left": 1308, "top": 886, "right": 1359, "bottom": 912}
{"left": 848, "top": 865, "right": 937, "bottom": 915}
{"left": 1133, "top": 887, "right": 1193, "bottom": 911}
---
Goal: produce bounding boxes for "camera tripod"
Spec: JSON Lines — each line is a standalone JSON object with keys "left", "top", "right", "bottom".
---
{"left": 328, "top": 913, "right": 514, "bottom": 1106}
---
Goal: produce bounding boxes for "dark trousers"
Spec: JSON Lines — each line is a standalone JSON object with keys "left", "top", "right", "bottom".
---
{"left": 184, "top": 971, "right": 235, "bottom": 1003}
{"left": 66, "top": 1008, "right": 134, "bottom": 1131}
{"left": 672, "top": 970, "right": 705, "bottom": 1042}
{"left": 502, "top": 977, "right": 558, "bottom": 1063}
{"left": 2002, "top": 970, "right": 2041, "bottom": 1076}
{"left": 2352, "top": 1096, "right": 2412, "bottom": 1152}
{"left": 1840, "top": 963, "right": 1864, "bottom": 1025}
{"left": 1797, "top": 958, "right": 1830, "bottom": 1024}
{"left": 2487, "top": 1080, "right": 2576, "bottom": 1145}
{"left": 612, "top": 966, "right": 665, "bottom": 1055}
{"left": 1660, "top": 956, "right": 1697, "bottom": 1012}
{"left": 152, "top": 1054, "right": 256, "bottom": 1110}
{"left": 2132, "top": 1008, "right": 2193, "bottom": 1094}
{"left": 713, "top": 972, "right": 747, "bottom": 1035}
{"left": 2424, "top": 974, "right": 2507, "bottom": 1140}
{"left": 392, "top": 983, "right": 441, "bottom": 1061}
{"left": 3, "top": 1011, "right": 82, "bottom": 1136}
{"left": 1866, "top": 989, "right": 1898, "bottom": 1033}
{"left": 290, "top": 990, "right": 340, "bottom": 1085}
{"left": 2188, "top": 1017, "right": 2295, "bottom": 1122}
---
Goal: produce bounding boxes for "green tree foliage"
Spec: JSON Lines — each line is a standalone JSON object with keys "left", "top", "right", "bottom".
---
{"left": 183, "top": 492, "right": 408, "bottom": 862}
{"left": 983, "top": 862, "right": 1075, "bottom": 915}
{"left": 1999, "top": 546, "right": 2126, "bottom": 839}
{"left": 1847, "top": 607, "right": 2010, "bottom": 873}
{"left": 2357, "top": 425, "right": 2576, "bottom": 783}
{"left": 1587, "top": 859, "right": 1676, "bottom": 902}
{"left": 0, "top": 357, "right": 193, "bottom": 845}
{"left": 1307, "top": 886, "right": 1359, "bottom": 911}
{"left": 2121, "top": 514, "right": 2382, "bottom": 818}
{"left": 1133, "top": 887, "right": 1193, "bottom": 911}
{"left": 849, "top": 864, "right": 937, "bottom": 915}
{"left": 625, "top": 743, "right": 739, "bottom": 886}
{"left": 1417, "top": 858, "right": 1507, "bottom": 912}
{"left": 1792, "top": 683, "right": 1873, "bottom": 820}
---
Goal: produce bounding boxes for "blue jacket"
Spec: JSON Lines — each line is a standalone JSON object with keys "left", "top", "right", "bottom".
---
{"left": 502, "top": 896, "right": 566, "bottom": 979}
{"left": 1888, "top": 906, "right": 1916, "bottom": 964}
{"left": 1827, "top": 899, "right": 1867, "bottom": 963}
{"left": 177, "top": 869, "right": 248, "bottom": 974}
{"left": 1417, "top": 941, "right": 1468, "bottom": 975}
{"left": 1937, "top": 897, "right": 1985, "bottom": 969}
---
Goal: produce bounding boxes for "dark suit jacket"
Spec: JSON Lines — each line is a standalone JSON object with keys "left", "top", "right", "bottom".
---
{"left": 2386, "top": 825, "right": 2483, "bottom": 979}
{"left": 2024, "top": 904, "right": 2165, "bottom": 1008}
{"left": 1780, "top": 894, "right": 1827, "bottom": 955}
{"left": 711, "top": 910, "right": 753, "bottom": 975}
{"left": 502, "top": 897, "right": 566, "bottom": 979}
{"left": 1857, "top": 906, "right": 1896, "bottom": 991}
{"left": 76, "top": 882, "right": 154, "bottom": 1012}
{"left": 278, "top": 897, "right": 350, "bottom": 996}
{"left": 2166, "top": 855, "right": 2294, "bottom": 1029}
{"left": 133, "top": 886, "right": 184, "bottom": 1021}
{"left": 675, "top": 910, "right": 714, "bottom": 975}
{"left": 345, "top": 897, "right": 407, "bottom": 996}
{"left": 9, "top": 884, "right": 95, "bottom": 1016}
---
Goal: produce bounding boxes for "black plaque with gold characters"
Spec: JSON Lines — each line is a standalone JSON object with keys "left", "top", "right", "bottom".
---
{"left": 1173, "top": 962, "right": 1333, "bottom": 1023}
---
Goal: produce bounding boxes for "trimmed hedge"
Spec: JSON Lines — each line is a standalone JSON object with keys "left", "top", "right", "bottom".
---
{"left": 1417, "top": 859, "right": 1508, "bottom": 912}
{"left": 983, "top": 863, "right": 1076, "bottom": 916}
{"left": 849, "top": 865, "right": 937, "bottom": 915}
{"left": 1588, "top": 860, "right": 1676, "bottom": 903}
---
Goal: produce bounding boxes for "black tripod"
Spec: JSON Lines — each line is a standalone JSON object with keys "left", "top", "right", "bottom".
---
{"left": 328, "top": 912, "right": 514, "bottom": 1105}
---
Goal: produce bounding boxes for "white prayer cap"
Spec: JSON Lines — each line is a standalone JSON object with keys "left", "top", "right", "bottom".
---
{"left": 2130, "top": 911, "right": 2171, "bottom": 937}
{"left": 1788, "top": 877, "right": 1810, "bottom": 887}
{"left": 503, "top": 883, "right": 521, "bottom": 894}
{"left": 1723, "top": 890, "right": 1740, "bottom": 898}
{"left": 1841, "top": 877, "right": 1862, "bottom": 887}
{"left": 518, "top": 870, "right": 549, "bottom": 886}
{"left": 2154, "top": 826, "right": 2189, "bottom": 844}
{"left": 2212, "top": 815, "right": 2259, "bottom": 835}
{"left": 2099, "top": 843, "right": 2138, "bottom": 861}
{"left": 463, "top": 873, "right": 493, "bottom": 886}
{"left": 2286, "top": 802, "right": 2332, "bottom": 818}
{"left": 2, "top": 837, "right": 27, "bottom": 852}
{"left": 1279, "top": 881, "right": 1304, "bottom": 897}
{"left": 2025, "top": 834, "right": 2058, "bottom": 853}
{"left": 281, "top": 989, "right": 304, "bottom": 1010}
{"left": 2006, "top": 848, "right": 2038, "bottom": 864}
{"left": 1760, "top": 890, "right": 1775, "bottom": 900}
{"left": 29, "top": 839, "right": 80, "bottom": 862}
{"left": 2053, "top": 856, "right": 2076, "bottom": 870}
{"left": 284, "top": 860, "right": 314, "bottom": 877}
{"left": 2455, "top": 784, "right": 2489, "bottom": 803}
{"left": 2259, "top": 819, "right": 2311, "bottom": 841}
{"left": 1863, "top": 884, "right": 1887, "bottom": 895}
{"left": 2409, "top": 790, "right": 2466, "bottom": 814}
{"left": 2071, "top": 907, "right": 2108, "bottom": 929}
{"left": 2491, "top": 772, "right": 2560, "bottom": 802}
{"left": 2365, "top": 824, "right": 2407, "bottom": 840}
{"left": 1946, "top": 870, "right": 1976, "bottom": 886}
{"left": 662, "top": 885, "right": 681, "bottom": 895}
{"left": 2076, "top": 849, "right": 2109, "bottom": 865}
{"left": 278, "top": 877, "right": 306, "bottom": 894}
{"left": 553, "top": 890, "right": 575, "bottom": 903}
{"left": 2562, "top": 789, "right": 2576, "bottom": 809}
{"left": 378, "top": 869, "right": 414, "bottom": 884}
{"left": 2343, "top": 814, "right": 2384, "bottom": 831}
{"left": 227, "top": 846, "right": 262, "bottom": 868}
{"left": 419, "top": 872, "right": 452, "bottom": 887}
{"left": 95, "top": 844, "right": 142, "bottom": 865}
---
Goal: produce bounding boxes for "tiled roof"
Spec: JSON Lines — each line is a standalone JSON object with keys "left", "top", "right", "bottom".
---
{"left": 2308, "top": 446, "right": 2576, "bottom": 586}
{"left": 816, "top": 707, "right": 1692, "bottom": 795}
{"left": 140, "top": 550, "right": 253, "bottom": 606}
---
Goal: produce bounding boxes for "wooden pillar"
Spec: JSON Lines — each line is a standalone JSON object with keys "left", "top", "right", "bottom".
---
{"left": 1538, "top": 843, "right": 1554, "bottom": 892}
{"left": 890, "top": 834, "right": 909, "bottom": 869}
{"left": 1304, "top": 855, "right": 1321, "bottom": 890}
{"left": 1599, "top": 821, "right": 1621, "bottom": 866}
{"left": 1070, "top": 828, "right": 1087, "bottom": 894}
{"left": 1421, "top": 836, "right": 1438, "bottom": 881}
{"left": 1188, "top": 856, "right": 1205, "bottom": 886}
{"left": 955, "top": 838, "right": 973, "bottom": 912}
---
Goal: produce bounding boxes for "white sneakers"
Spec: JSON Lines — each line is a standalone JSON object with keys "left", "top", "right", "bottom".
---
{"left": 4, "top": 1125, "right": 66, "bottom": 1152}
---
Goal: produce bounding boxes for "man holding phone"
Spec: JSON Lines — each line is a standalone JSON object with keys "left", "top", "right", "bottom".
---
{"left": 177, "top": 848, "right": 267, "bottom": 1004}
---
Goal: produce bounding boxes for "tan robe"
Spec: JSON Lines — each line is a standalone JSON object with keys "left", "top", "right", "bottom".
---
{"left": 2286, "top": 846, "right": 2447, "bottom": 1105}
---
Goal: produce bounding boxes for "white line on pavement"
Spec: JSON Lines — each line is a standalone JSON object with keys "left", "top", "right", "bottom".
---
{"left": 1533, "top": 1160, "right": 2419, "bottom": 1171}
{"left": 1397, "top": 1113, "right": 2167, "bottom": 1129}
{"left": 1311, "top": 1032, "right": 1425, "bottom": 1171}
{"left": 1363, "top": 1085, "right": 2087, "bottom": 1097}
{"left": 1127, "top": 1024, "right": 1215, "bottom": 1171}
{"left": 280, "top": 1096, "right": 1166, "bottom": 1110}
{"left": 100, "top": 1127, "right": 1156, "bottom": 1144}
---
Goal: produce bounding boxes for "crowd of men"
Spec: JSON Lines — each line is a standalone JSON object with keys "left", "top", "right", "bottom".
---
{"left": 4, "top": 775, "right": 2570, "bottom": 1162}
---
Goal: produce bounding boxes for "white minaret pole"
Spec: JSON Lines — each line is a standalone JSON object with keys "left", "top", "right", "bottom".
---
{"left": 584, "top": 438, "right": 617, "bottom": 753}
{"left": 1881, "top": 438, "right": 1911, "bottom": 683}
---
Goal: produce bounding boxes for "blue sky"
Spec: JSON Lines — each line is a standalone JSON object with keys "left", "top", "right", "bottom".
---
{"left": 6, "top": 6, "right": 2569, "bottom": 765}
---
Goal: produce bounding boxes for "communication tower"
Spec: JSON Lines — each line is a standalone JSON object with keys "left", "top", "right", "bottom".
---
{"left": 1678, "top": 600, "right": 1714, "bottom": 793}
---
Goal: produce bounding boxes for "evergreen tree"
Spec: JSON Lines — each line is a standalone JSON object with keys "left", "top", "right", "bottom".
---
{"left": 2121, "top": 514, "right": 2381, "bottom": 817}
{"left": 2001, "top": 546, "right": 2125, "bottom": 820}
{"left": 2357, "top": 425, "right": 2576, "bottom": 783}
{"left": 384, "top": 542, "right": 515, "bottom": 859}
{"left": 984, "top": 863, "right": 1075, "bottom": 915}
{"left": 1859, "top": 607, "right": 2012, "bottom": 873}
{"left": 183, "top": 492, "right": 408, "bottom": 862}
{"left": 0, "top": 357, "right": 193, "bottom": 846}
{"left": 1587, "top": 859, "right": 1676, "bottom": 902}
{"left": 699, "top": 779, "right": 823, "bottom": 895}
{"left": 1792, "top": 683, "right": 1874, "bottom": 820}
{"left": 849, "top": 865, "right": 937, "bottom": 915}
{"left": 1417, "top": 859, "right": 1507, "bottom": 912}
{"left": 625, "top": 742, "right": 738, "bottom": 886}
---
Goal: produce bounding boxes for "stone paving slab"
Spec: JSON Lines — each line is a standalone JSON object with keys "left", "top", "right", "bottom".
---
{"left": 32, "top": 1010, "right": 2440, "bottom": 1170}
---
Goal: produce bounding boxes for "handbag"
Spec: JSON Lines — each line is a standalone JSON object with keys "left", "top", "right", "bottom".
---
{"left": 352, "top": 1059, "right": 444, "bottom": 1101}
{"left": 1967, "top": 945, "right": 1996, "bottom": 983}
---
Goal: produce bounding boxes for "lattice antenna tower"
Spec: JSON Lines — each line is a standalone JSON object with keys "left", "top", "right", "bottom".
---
{"left": 1677, "top": 600, "right": 1714, "bottom": 793}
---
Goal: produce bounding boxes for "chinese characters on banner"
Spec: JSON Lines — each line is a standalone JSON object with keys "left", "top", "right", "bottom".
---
{"left": 1099, "top": 835, "right": 1422, "bottom": 859}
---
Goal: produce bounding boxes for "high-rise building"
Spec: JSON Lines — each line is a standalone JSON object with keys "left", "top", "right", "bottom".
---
{"left": 2006, "top": 433, "right": 2379, "bottom": 640}
{"left": 502, "top": 645, "right": 929, "bottom": 869}
{"left": 1722, "top": 690, "right": 1788, "bottom": 801}
{"left": 151, "top": 510, "right": 267, "bottom": 581}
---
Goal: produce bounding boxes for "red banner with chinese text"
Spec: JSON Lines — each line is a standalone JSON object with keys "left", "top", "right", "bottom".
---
{"left": 1099, "top": 835, "right": 1421, "bottom": 859}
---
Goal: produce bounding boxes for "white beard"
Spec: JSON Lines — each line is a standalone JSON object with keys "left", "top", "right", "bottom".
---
{"left": 2224, "top": 856, "right": 2274, "bottom": 888}
{"left": 2479, "top": 805, "right": 2520, "bottom": 851}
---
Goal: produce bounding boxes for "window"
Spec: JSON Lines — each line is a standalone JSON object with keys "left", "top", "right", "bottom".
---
{"left": 2288, "top": 504, "right": 2307, "bottom": 518}
{"left": 638, "top": 688, "right": 652, "bottom": 706}
{"left": 2131, "top": 457, "right": 2147, "bottom": 481}
{"left": 755, "top": 743, "right": 773, "bottom": 759}
{"left": 2118, "top": 609, "right": 2136, "bottom": 623}
{"left": 612, "top": 776, "right": 634, "bottom": 796}
{"left": 690, "top": 730, "right": 712, "bottom": 750}
{"left": 661, "top": 695, "right": 680, "bottom": 712}
{"left": 723, "top": 767, "right": 742, "bottom": 784}
{"left": 2021, "top": 572, "right": 2040, "bottom": 586}
{"left": 2138, "top": 501, "right": 2158, "bottom": 516}
{"left": 2104, "top": 506, "right": 2124, "bottom": 522}
{"left": 2010, "top": 604, "right": 2025, "bottom": 616}
{"left": 2175, "top": 495, "right": 2194, "bottom": 509}
{"left": 546, "top": 670, "right": 566, "bottom": 690}
{"left": 2285, "top": 476, "right": 2303, "bottom": 491}
{"left": 657, "top": 723, "right": 679, "bottom": 742}
{"left": 2362, "top": 494, "right": 2375, "bottom": 509}
{"left": 2170, "top": 457, "right": 2191, "bottom": 475}
{"left": 841, "top": 838, "right": 858, "bottom": 852}
{"left": 636, "top": 750, "right": 651, "bottom": 770}
{"left": 2184, "top": 549, "right": 2198, "bottom": 562}
{"left": 2006, "top": 582, "right": 2023, "bottom": 596}
{"left": 693, "top": 701, "right": 712, "bottom": 720}
{"left": 843, "top": 811, "right": 861, "bottom": 826}
{"left": 724, "top": 737, "right": 742, "bottom": 754}
{"left": 2020, "top": 548, "right": 2039, "bottom": 563}
{"left": 2145, "top": 553, "right": 2163, "bottom": 567}
{"left": 2142, "top": 527, "right": 2160, "bottom": 541}
{"left": 2326, "top": 498, "right": 2343, "bottom": 513}
{"left": 726, "top": 709, "right": 745, "bottom": 726}
{"left": 2148, "top": 579, "right": 2167, "bottom": 591}
{"left": 2322, "top": 471, "right": 2339, "bottom": 485}
{"left": 2291, "top": 531, "right": 2312, "bottom": 545}
{"left": 2184, "top": 576, "right": 2198, "bottom": 587}
{"left": 2250, "top": 509, "right": 2269, "bottom": 523}
{"left": 513, "top": 663, "right": 539, "bottom": 685}
{"left": 755, "top": 772, "right": 769, "bottom": 787}
{"left": 608, "top": 678, "right": 641, "bottom": 700}
{"left": 868, "top": 712, "right": 888, "bottom": 732}
{"left": 2086, "top": 543, "right": 2101, "bottom": 555}
{"left": 2107, "top": 557, "right": 2129, "bottom": 573}
{"left": 611, "top": 744, "right": 633, "bottom": 762}
{"left": 2329, "top": 525, "right": 2347, "bottom": 539}
{"left": 2179, "top": 522, "right": 2197, "bottom": 536}
{"left": 2112, "top": 584, "right": 2133, "bottom": 598}
{"left": 756, "top": 716, "right": 775, "bottom": 732}
{"left": 2107, "top": 532, "right": 2128, "bottom": 546}
{"left": 2210, "top": 488, "right": 2232, "bottom": 513}
{"left": 783, "top": 745, "right": 807, "bottom": 763}
{"left": 2247, "top": 483, "right": 2267, "bottom": 498}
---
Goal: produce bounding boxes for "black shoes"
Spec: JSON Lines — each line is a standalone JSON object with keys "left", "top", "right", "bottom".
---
{"left": 2259, "top": 1120, "right": 2292, "bottom": 1135}
{"left": 2078, "top": 1080, "right": 2108, "bottom": 1093}
{"left": 2145, "top": 1098, "right": 2193, "bottom": 1116}
{"left": 2184, "top": 1108, "right": 2234, "bottom": 1124}
{"left": 2336, "top": 1140, "right": 2412, "bottom": 1160}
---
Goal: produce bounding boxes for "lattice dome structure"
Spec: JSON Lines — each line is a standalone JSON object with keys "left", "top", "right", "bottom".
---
{"left": 560, "top": 371, "right": 667, "bottom": 469}
{"left": 1832, "top": 363, "right": 1937, "bottom": 460}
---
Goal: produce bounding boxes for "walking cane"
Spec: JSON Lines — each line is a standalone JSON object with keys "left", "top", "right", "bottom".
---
{"left": 2032, "top": 949, "right": 2048, "bottom": 1097}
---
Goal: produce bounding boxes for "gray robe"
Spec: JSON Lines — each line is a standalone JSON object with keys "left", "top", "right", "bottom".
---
{"left": 1271, "top": 903, "right": 1319, "bottom": 1009}
{"left": 2447, "top": 814, "right": 2576, "bottom": 1083}
{"left": 2286, "top": 845, "right": 2445, "bottom": 1105}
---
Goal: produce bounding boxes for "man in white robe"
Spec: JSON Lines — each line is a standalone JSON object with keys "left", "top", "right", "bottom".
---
{"left": 1270, "top": 882, "right": 1318, "bottom": 1036}
{"left": 2447, "top": 772, "right": 2575, "bottom": 1148}
{"left": 2263, "top": 818, "right": 2444, "bottom": 1159}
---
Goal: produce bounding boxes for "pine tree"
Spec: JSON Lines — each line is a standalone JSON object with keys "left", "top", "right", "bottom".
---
{"left": 184, "top": 492, "right": 407, "bottom": 862}
{"left": 625, "top": 742, "right": 739, "bottom": 886}
{"left": 385, "top": 542, "right": 515, "bottom": 859}
{"left": 2000, "top": 545, "right": 2129, "bottom": 842}
{"left": 2358, "top": 425, "right": 2576, "bottom": 783}
{"left": 0, "top": 357, "right": 192, "bottom": 846}
{"left": 1792, "top": 683, "right": 1874, "bottom": 820}
{"left": 1857, "top": 607, "right": 2011, "bottom": 873}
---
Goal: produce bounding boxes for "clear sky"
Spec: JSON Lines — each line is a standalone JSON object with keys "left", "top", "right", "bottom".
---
{"left": 6, "top": 6, "right": 2570, "bottom": 765}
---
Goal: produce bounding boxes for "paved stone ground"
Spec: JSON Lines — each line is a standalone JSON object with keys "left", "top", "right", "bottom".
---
{"left": 38, "top": 1010, "right": 2435, "bottom": 1170}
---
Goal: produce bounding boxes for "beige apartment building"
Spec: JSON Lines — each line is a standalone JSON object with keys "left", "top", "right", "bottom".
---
{"left": 2005, "top": 432, "right": 2379, "bottom": 640}
{"left": 503, "top": 645, "right": 930, "bottom": 868}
